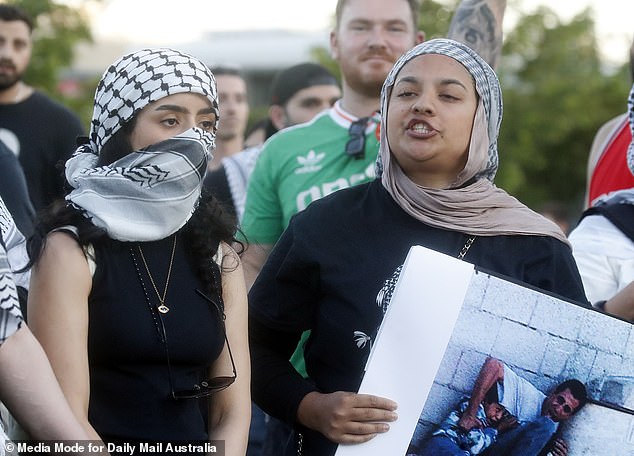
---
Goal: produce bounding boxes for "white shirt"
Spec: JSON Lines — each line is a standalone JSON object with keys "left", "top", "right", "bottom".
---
{"left": 568, "top": 214, "right": 634, "bottom": 305}
{"left": 498, "top": 364, "right": 546, "bottom": 424}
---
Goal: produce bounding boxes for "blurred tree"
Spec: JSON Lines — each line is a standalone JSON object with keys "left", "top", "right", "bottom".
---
{"left": 418, "top": 0, "right": 459, "bottom": 39}
{"left": 496, "top": 5, "right": 629, "bottom": 213}
{"left": 5, "top": 0, "right": 95, "bottom": 128}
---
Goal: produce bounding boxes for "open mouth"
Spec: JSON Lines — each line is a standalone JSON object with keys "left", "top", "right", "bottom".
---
{"left": 407, "top": 119, "right": 435, "bottom": 136}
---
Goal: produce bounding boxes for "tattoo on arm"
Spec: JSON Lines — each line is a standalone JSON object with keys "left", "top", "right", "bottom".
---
{"left": 447, "top": 0, "right": 506, "bottom": 69}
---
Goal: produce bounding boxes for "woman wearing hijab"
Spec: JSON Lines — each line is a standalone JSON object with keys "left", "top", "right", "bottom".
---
{"left": 569, "top": 82, "right": 634, "bottom": 322}
{"left": 26, "top": 49, "right": 250, "bottom": 453}
{"left": 248, "top": 39, "right": 587, "bottom": 456}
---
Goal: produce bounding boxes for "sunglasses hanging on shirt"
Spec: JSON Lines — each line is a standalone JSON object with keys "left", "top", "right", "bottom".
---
{"left": 345, "top": 117, "right": 370, "bottom": 160}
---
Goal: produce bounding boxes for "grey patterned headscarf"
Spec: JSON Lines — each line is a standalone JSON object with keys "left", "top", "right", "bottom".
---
{"left": 378, "top": 39, "right": 567, "bottom": 243}
{"left": 65, "top": 48, "right": 219, "bottom": 242}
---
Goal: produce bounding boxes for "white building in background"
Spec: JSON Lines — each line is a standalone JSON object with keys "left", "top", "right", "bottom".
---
{"left": 69, "top": 29, "right": 332, "bottom": 106}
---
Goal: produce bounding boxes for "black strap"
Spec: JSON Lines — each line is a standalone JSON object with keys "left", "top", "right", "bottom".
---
{"left": 582, "top": 200, "right": 634, "bottom": 243}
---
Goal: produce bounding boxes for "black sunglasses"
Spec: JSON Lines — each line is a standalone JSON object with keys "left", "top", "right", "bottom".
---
{"left": 345, "top": 117, "right": 369, "bottom": 160}
{"left": 157, "top": 289, "right": 237, "bottom": 400}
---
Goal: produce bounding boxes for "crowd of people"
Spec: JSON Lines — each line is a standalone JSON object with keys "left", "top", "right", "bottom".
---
{"left": 0, "top": 0, "right": 631, "bottom": 456}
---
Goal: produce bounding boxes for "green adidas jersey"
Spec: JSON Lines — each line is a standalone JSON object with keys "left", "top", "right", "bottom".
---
{"left": 241, "top": 103, "right": 380, "bottom": 245}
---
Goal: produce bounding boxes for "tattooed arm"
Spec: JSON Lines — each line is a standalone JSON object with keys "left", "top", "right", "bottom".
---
{"left": 447, "top": 0, "right": 507, "bottom": 69}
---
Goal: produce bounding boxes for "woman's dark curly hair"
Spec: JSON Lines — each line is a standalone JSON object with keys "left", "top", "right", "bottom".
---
{"left": 26, "top": 122, "right": 242, "bottom": 297}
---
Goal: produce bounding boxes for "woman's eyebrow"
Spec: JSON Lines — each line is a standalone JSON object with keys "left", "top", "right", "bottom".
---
{"left": 154, "top": 104, "right": 187, "bottom": 113}
{"left": 395, "top": 76, "right": 468, "bottom": 91}
{"left": 395, "top": 76, "right": 419, "bottom": 86}
{"left": 439, "top": 78, "right": 468, "bottom": 90}
{"left": 153, "top": 105, "right": 215, "bottom": 115}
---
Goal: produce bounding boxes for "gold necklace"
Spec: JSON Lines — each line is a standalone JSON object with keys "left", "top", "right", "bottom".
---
{"left": 137, "top": 235, "right": 177, "bottom": 314}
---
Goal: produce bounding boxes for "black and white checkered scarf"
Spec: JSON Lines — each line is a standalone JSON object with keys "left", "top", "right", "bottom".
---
{"left": 65, "top": 48, "right": 219, "bottom": 242}
{"left": 0, "top": 198, "right": 24, "bottom": 345}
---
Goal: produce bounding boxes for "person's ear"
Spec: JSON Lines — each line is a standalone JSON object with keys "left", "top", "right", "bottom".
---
{"left": 268, "top": 105, "right": 287, "bottom": 131}
{"left": 330, "top": 30, "right": 340, "bottom": 60}
{"left": 415, "top": 30, "right": 425, "bottom": 45}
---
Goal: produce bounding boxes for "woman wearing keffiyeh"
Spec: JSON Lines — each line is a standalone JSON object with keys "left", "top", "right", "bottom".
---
{"left": 247, "top": 39, "right": 587, "bottom": 456}
{"left": 26, "top": 49, "right": 250, "bottom": 453}
{"left": 569, "top": 82, "right": 634, "bottom": 322}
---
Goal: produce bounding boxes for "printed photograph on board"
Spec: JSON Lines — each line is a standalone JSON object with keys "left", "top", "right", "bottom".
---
{"left": 336, "top": 246, "right": 634, "bottom": 456}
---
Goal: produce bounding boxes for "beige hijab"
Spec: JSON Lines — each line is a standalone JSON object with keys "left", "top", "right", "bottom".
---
{"left": 377, "top": 39, "right": 568, "bottom": 244}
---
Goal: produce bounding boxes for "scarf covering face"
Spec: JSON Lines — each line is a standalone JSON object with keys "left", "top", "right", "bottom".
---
{"left": 65, "top": 48, "right": 218, "bottom": 242}
{"left": 377, "top": 38, "right": 568, "bottom": 244}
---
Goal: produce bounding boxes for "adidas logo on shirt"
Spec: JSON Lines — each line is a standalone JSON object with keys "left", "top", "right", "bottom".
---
{"left": 295, "top": 150, "right": 325, "bottom": 174}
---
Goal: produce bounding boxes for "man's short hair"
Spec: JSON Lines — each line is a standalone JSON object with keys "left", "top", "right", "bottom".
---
{"left": 554, "top": 379, "right": 588, "bottom": 414}
{"left": 209, "top": 65, "right": 244, "bottom": 79}
{"left": 0, "top": 4, "right": 34, "bottom": 33}
{"left": 334, "top": 0, "right": 420, "bottom": 31}
{"left": 269, "top": 62, "right": 339, "bottom": 107}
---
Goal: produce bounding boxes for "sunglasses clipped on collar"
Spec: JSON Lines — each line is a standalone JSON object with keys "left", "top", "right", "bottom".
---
{"left": 345, "top": 117, "right": 370, "bottom": 160}
{"left": 159, "top": 289, "right": 237, "bottom": 400}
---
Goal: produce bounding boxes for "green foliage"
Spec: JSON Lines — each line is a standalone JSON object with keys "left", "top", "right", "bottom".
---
{"left": 495, "top": 6, "right": 630, "bottom": 213}
{"left": 310, "top": 46, "right": 340, "bottom": 82}
{"left": 418, "top": 0, "right": 459, "bottom": 39}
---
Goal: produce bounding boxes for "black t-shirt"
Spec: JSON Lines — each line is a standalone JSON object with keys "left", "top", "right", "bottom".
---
{"left": 0, "top": 91, "right": 84, "bottom": 211}
{"left": 249, "top": 179, "right": 588, "bottom": 456}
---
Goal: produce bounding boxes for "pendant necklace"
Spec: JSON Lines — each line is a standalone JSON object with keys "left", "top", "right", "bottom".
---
{"left": 136, "top": 234, "right": 178, "bottom": 314}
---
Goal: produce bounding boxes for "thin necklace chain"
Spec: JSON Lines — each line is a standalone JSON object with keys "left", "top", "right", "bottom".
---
{"left": 137, "top": 234, "right": 178, "bottom": 314}
{"left": 458, "top": 236, "right": 475, "bottom": 260}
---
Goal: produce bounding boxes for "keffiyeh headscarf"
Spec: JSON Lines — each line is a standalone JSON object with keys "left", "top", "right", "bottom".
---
{"left": 65, "top": 48, "right": 219, "bottom": 242}
{"left": 377, "top": 39, "right": 567, "bottom": 244}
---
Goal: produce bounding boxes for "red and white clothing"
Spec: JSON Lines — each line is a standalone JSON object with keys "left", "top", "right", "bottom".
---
{"left": 586, "top": 113, "right": 634, "bottom": 208}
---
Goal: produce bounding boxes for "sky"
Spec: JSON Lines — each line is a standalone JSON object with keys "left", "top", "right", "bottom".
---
{"left": 83, "top": 0, "right": 632, "bottom": 65}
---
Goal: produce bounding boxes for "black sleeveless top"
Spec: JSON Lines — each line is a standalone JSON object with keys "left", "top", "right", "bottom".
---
{"left": 86, "top": 233, "right": 225, "bottom": 443}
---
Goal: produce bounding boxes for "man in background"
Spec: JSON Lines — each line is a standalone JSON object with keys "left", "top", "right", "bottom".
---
{"left": 209, "top": 66, "right": 250, "bottom": 171}
{"left": 0, "top": 4, "right": 84, "bottom": 212}
{"left": 205, "top": 62, "right": 341, "bottom": 222}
